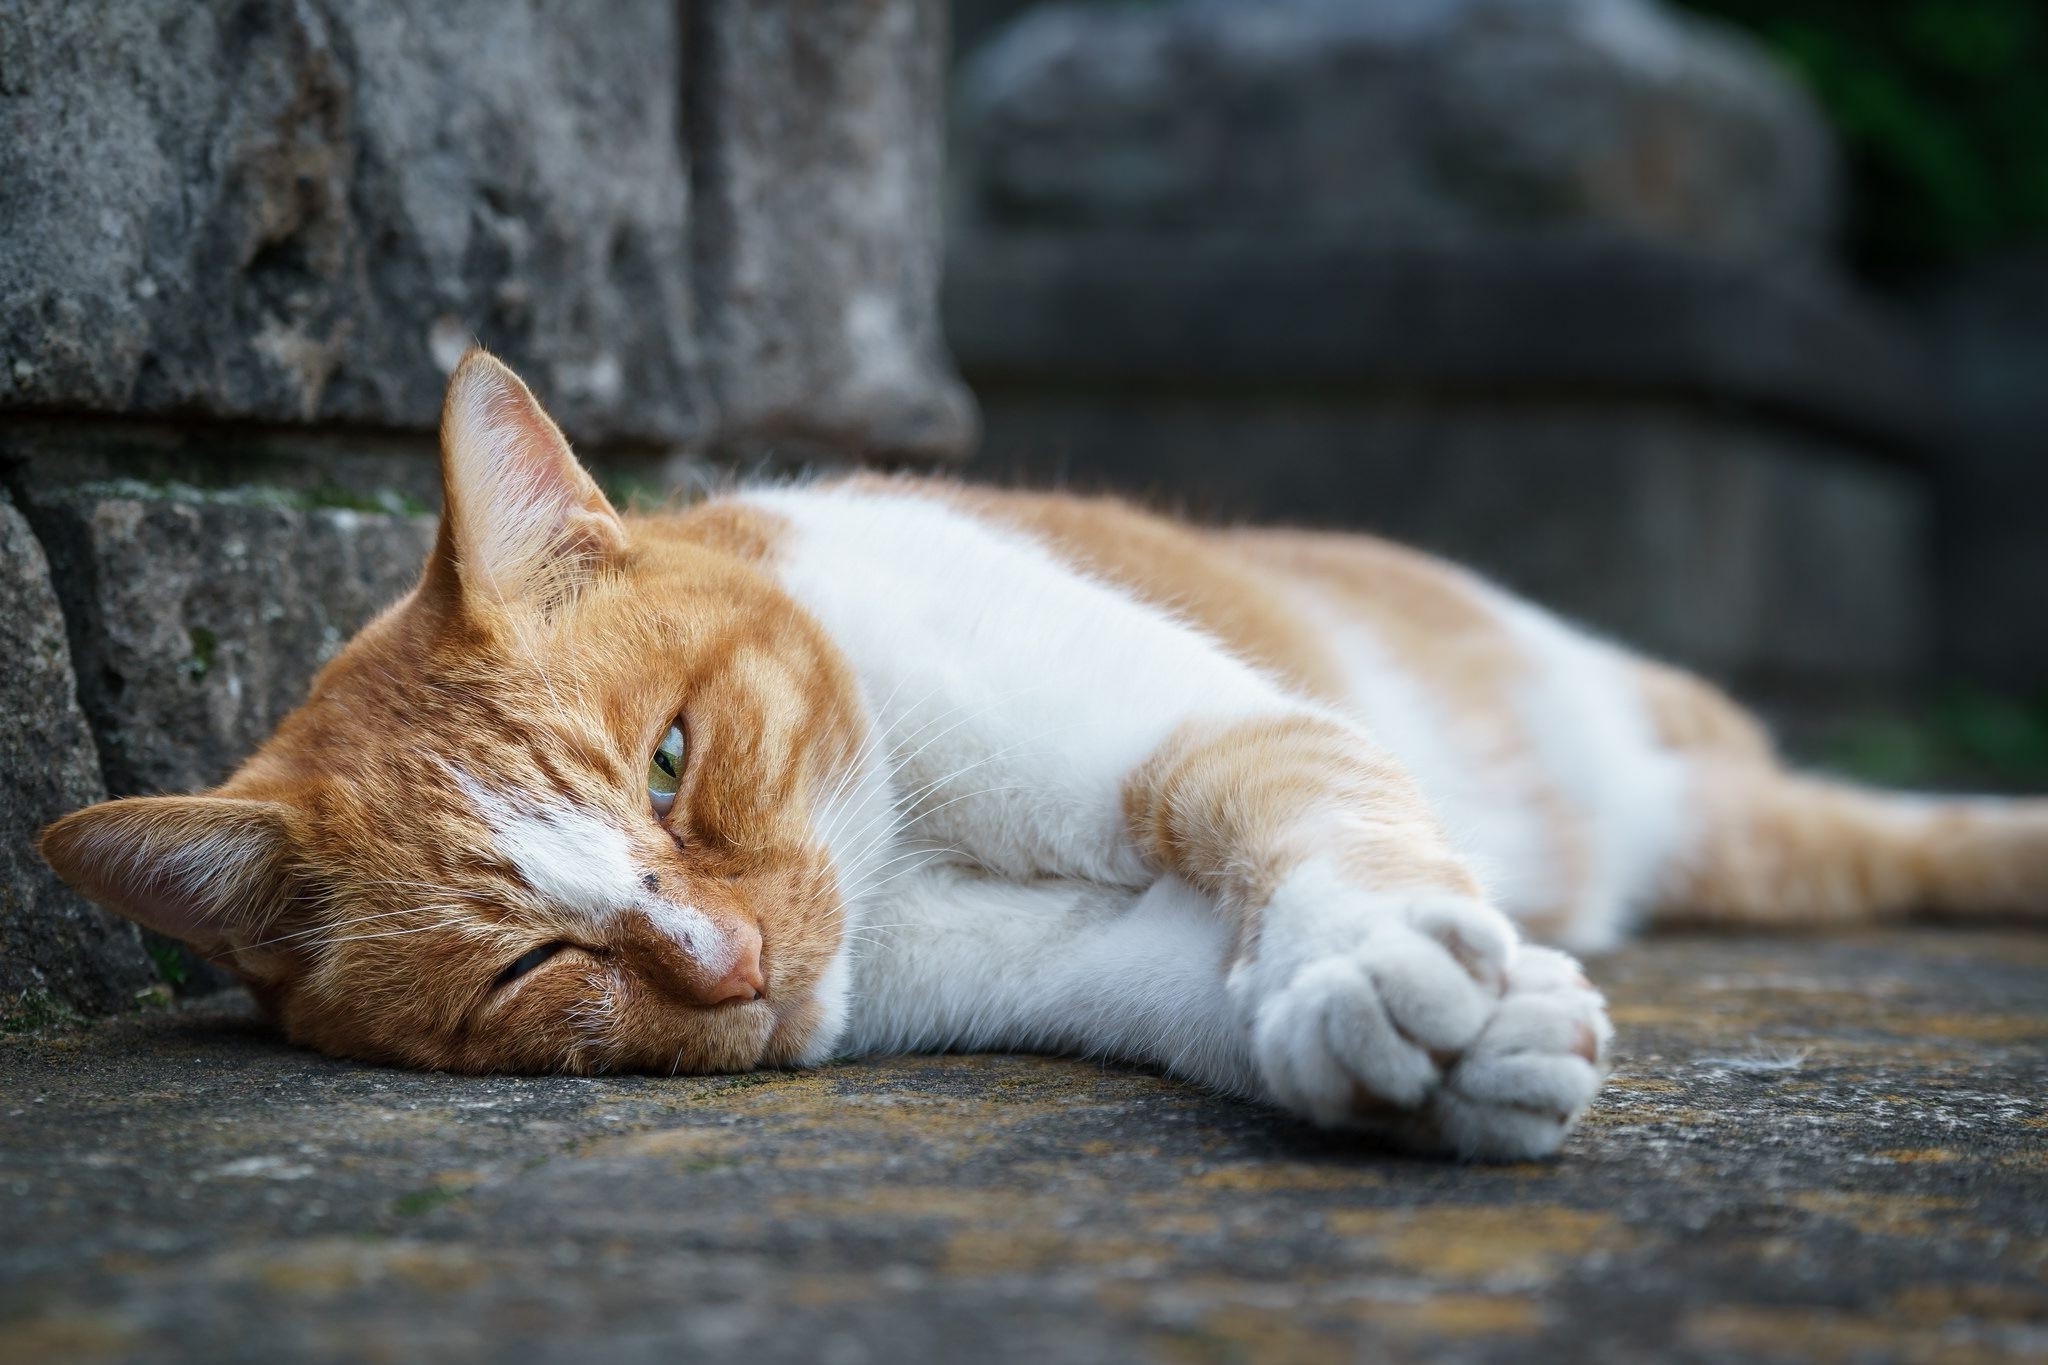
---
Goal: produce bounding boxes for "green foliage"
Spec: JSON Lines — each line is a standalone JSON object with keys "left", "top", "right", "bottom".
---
{"left": 392, "top": 1186, "right": 466, "bottom": 1217}
{"left": 301, "top": 485, "right": 434, "bottom": 517}
{"left": 147, "top": 940, "right": 191, "bottom": 988}
{"left": 2, "top": 986, "right": 85, "bottom": 1035}
{"left": 1680, "top": 0, "right": 2048, "bottom": 273}
{"left": 1821, "top": 687, "right": 2048, "bottom": 790}
{"left": 184, "top": 627, "right": 218, "bottom": 681}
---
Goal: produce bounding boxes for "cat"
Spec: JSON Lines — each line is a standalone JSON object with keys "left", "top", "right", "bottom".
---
{"left": 39, "top": 350, "right": 2048, "bottom": 1159}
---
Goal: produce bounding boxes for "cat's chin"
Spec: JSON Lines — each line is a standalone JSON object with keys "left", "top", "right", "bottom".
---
{"left": 758, "top": 975, "right": 852, "bottom": 1070}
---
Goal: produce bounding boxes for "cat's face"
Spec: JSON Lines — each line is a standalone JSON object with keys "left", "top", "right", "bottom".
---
{"left": 41, "top": 352, "right": 872, "bottom": 1074}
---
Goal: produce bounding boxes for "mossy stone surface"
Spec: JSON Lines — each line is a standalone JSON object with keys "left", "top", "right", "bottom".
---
{"left": 0, "top": 489, "right": 154, "bottom": 1023}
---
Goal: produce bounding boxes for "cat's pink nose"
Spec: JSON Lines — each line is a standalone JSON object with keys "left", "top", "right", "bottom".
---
{"left": 699, "top": 920, "right": 764, "bottom": 1005}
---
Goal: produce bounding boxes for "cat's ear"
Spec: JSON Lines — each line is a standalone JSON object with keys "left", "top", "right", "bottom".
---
{"left": 39, "top": 796, "right": 300, "bottom": 958}
{"left": 428, "top": 348, "right": 625, "bottom": 607}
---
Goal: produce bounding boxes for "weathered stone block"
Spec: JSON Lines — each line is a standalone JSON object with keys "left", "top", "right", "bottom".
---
{"left": 957, "top": 0, "right": 1838, "bottom": 261}
{"left": 971, "top": 394, "right": 1928, "bottom": 688}
{"left": 689, "top": 0, "right": 977, "bottom": 461}
{"left": 946, "top": 234, "right": 1934, "bottom": 452}
{"left": 23, "top": 483, "right": 435, "bottom": 797}
{"left": 0, "top": 489, "right": 154, "bottom": 1023}
{"left": 0, "top": 0, "right": 701, "bottom": 446}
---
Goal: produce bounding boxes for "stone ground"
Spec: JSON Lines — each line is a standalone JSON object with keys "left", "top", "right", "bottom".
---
{"left": 1, "top": 929, "right": 2043, "bottom": 1364}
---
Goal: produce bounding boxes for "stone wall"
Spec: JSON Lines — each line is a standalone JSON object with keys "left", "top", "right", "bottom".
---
{"left": 0, "top": 0, "right": 972, "bottom": 1023}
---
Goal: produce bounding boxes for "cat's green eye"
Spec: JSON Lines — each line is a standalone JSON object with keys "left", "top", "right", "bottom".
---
{"left": 648, "top": 722, "right": 685, "bottom": 818}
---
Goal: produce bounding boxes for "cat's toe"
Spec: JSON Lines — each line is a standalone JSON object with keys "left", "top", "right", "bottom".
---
{"left": 1428, "top": 950, "right": 1612, "bottom": 1160}
{"left": 1396, "top": 893, "right": 1516, "bottom": 995}
{"left": 1250, "top": 913, "right": 1501, "bottom": 1124}
{"left": 1252, "top": 956, "right": 1434, "bottom": 1120}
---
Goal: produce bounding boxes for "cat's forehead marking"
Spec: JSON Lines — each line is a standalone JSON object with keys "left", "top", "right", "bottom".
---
{"left": 455, "top": 771, "right": 641, "bottom": 920}
{"left": 451, "top": 770, "right": 727, "bottom": 961}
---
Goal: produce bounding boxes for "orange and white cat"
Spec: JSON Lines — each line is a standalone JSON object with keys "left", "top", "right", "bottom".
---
{"left": 40, "top": 352, "right": 2048, "bottom": 1158}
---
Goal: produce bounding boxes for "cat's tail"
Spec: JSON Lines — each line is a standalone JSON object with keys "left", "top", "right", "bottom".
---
{"left": 1652, "top": 760, "right": 2048, "bottom": 929}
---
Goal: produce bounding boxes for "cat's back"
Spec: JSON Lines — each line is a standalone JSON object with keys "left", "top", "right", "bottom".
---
{"left": 739, "top": 476, "right": 1684, "bottom": 736}
{"left": 734, "top": 477, "right": 1707, "bottom": 942}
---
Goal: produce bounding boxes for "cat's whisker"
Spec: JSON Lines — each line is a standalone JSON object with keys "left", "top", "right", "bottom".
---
{"left": 816, "top": 695, "right": 997, "bottom": 853}
{"left": 823, "top": 789, "right": 1024, "bottom": 908}
{"left": 839, "top": 841, "right": 953, "bottom": 886}
{"left": 899, "top": 783, "right": 1028, "bottom": 833}
{"left": 827, "top": 688, "right": 993, "bottom": 822}
{"left": 242, "top": 904, "right": 444, "bottom": 949}
{"left": 822, "top": 726, "right": 1080, "bottom": 877}
{"left": 881, "top": 717, "right": 1090, "bottom": 817}
{"left": 350, "top": 878, "right": 482, "bottom": 899}
{"left": 844, "top": 843, "right": 955, "bottom": 892}
{"left": 816, "top": 673, "right": 935, "bottom": 827}
{"left": 239, "top": 905, "right": 466, "bottom": 954}
{"left": 813, "top": 704, "right": 1070, "bottom": 869}
{"left": 845, "top": 867, "right": 949, "bottom": 911}
{"left": 868, "top": 695, "right": 1056, "bottom": 802}
{"left": 287, "top": 900, "right": 493, "bottom": 952}
{"left": 285, "top": 918, "right": 479, "bottom": 952}
{"left": 864, "top": 684, "right": 1054, "bottom": 797}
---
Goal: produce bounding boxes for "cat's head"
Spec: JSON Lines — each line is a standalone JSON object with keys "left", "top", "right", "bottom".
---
{"left": 40, "top": 351, "right": 877, "bottom": 1074}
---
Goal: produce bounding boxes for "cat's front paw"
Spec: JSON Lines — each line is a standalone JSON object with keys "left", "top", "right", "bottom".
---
{"left": 1243, "top": 879, "right": 1610, "bottom": 1159}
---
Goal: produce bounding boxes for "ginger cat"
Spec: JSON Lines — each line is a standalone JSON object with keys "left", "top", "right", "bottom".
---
{"left": 40, "top": 352, "right": 2048, "bottom": 1158}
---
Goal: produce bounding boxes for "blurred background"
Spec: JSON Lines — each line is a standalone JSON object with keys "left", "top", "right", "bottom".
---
{"left": 942, "top": 0, "right": 2048, "bottom": 789}
{"left": 1, "top": 0, "right": 2044, "bottom": 1015}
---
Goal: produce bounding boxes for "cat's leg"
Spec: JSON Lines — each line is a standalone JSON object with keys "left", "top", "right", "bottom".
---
{"left": 1124, "top": 716, "right": 1611, "bottom": 1158}
{"left": 839, "top": 858, "right": 1606, "bottom": 1161}
{"left": 839, "top": 867, "right": 1256, "bottom": 1091}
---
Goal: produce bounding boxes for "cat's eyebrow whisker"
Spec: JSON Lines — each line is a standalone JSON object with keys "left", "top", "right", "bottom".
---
{"left": 505, "top": 600, "right": 602, "bottom": 728}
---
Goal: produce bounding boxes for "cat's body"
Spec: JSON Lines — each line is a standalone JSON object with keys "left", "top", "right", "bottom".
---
{"left": 41, "top": 354, "right": 2048, "bottom": 1159}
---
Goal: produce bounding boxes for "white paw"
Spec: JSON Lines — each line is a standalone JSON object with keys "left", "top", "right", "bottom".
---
{"left": 1243, "top": 880, "right": 1610, "bottom": 1160}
